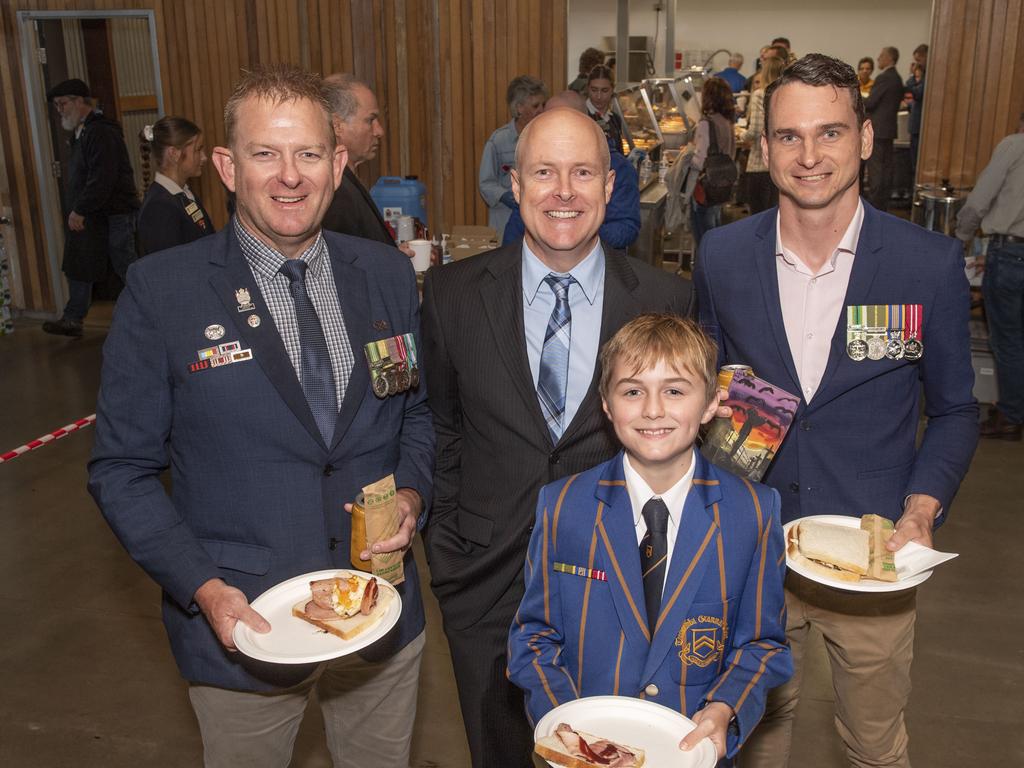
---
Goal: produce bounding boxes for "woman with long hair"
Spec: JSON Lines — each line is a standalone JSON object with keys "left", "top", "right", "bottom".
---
{"left": 585, "top": 65, "right": 624, "bottom": 153}
{"left": 739, "top": 56, "right": 786, "bottom": 214}
{"left": 690, "top": 76, "right": 737, "bottom": 245}
{"left": 137, "top": 116, "right": 214, "bottom": 256}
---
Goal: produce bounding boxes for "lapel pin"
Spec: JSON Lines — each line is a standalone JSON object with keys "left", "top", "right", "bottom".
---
{"left": 235, "top": 288, "right": 255, "bottom": 313}
{"left": 373, "top": 319, "right": 389, "bottom": 331}
{"left": 248, "top": 314, "right": 261, "bottom": 328}
{"left": 204, "top": 324, "right": 225, "bottom": 341}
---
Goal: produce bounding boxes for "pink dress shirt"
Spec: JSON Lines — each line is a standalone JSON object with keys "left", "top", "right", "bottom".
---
{"left": 775, "top": 201, "right": 865, "bottom": 402}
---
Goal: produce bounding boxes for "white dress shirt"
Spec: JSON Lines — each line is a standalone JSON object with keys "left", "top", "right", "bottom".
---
{"left": 154, "top": 171, "right": 196, "bottom": 201}
{"left": 775, "top": 200, "right": 864, "bottom": 402}
{"left": 623, "top": 451, "right": 697, "bottom": 591}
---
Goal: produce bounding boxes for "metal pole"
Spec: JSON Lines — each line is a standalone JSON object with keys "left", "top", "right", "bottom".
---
{"left": 663, "top": 0, "right": 676, "bottom": 76}
{"left": 616, "top": 0, "right": 629, "bottom": 82}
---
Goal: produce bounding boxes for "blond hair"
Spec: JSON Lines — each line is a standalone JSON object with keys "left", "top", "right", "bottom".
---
{"left": 599, "top": 314, "right": 718, "bottom": 405}
{"left": 224, "top": 64, "right": 334, "bottom": 149}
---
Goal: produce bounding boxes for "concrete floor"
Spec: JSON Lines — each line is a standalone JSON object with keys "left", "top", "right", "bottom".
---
{"left": 1, "top": 311, "right": 1022, "bottom": 767}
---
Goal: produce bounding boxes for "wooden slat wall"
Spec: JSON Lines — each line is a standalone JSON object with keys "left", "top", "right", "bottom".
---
{"left": 919, "top": 0, "right": 1024, "bottom": 188}
{"left": 0, "top": 0, "right": 564, "bottom": 313}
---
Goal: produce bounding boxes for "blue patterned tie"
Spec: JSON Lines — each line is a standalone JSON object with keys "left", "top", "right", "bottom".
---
{"left": 537, "top": 274, "right": 576, "bottom": 443}
{"left": 280, "top": 259, "right": 337, "bottom": 444}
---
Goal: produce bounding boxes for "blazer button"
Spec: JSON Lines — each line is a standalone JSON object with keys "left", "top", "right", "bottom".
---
{"left": 644, "top": 683, "right": 659, "bottom": 696}
{"left": 801, "top": 420, "right": 812, "bottom": 431}
{"left": 789, "top": 482, "right": 800, "bottom": 493}
{"left": 323, "top": 464, "right": 334, "bottom": 476}
{"left": 549, "top": 452, "right": 560, "bottom": 465}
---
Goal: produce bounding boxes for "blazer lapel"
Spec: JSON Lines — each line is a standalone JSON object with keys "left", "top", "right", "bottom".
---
{"left": 560, "top": 248, "right": 641, "bottom": 445}
{"left": 328, "top": 247, "right": 372, "bottom": 451}
{"left": 207, "top": 229, "right": 326, "bottom": 449}
{"left": 641, "top": 454, "right": 720, "bottom": 682}
{"left": 479, "top": 247, "right": 552, "bottom": 442}
{"left": 594, "top": 457, "right": 651, "bottom": 649}
{"left": 753, "top": 217, "right": 801, "bottom": 394}
{"left": 808, "top": 201, "right": 886, "bottom": 408}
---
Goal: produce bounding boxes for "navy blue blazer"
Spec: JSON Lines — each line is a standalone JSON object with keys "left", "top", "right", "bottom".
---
{"left": 694, "top": 203, "right": 978, "bottom": 526}
{"left": 508, "top": 451, "right": 791, "bottom": 757}
{"left": 88, "top": 225, "right": 434, "bottom": 691}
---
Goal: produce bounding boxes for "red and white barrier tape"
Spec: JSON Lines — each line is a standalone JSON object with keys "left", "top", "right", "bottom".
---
{"left": 0, "top": 414, "right": 96, "bottom": 464}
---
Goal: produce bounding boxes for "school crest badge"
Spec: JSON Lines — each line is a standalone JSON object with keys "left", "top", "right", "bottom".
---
{"left": 675, "top": 614, "right": 727, "bottom": 668}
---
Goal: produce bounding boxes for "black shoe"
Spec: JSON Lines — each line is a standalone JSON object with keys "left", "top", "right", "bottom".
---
{"left": 42, "top": 318, "right": 83, "bottom": 337}
{"left": 979, "top": 409, "right": 1022, "bottom": 441}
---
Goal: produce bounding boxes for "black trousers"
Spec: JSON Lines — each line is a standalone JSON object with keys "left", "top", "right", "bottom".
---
{"left": 866, "top": 138, "right": 895, "bottom": 211}
{"left": 746, "top": 171, "right": 778, "bottom": 214}
{"left": 441, "top": 577, "right": 534, "bottom": 768}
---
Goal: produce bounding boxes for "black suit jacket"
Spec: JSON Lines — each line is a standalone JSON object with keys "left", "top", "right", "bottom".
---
{"left": 865, "top": 67, "right": 903, "bottom": 140}
{"left": 322, "top": 166, "right": 396, "bottom": 245}
{"left": 137, "top": 182, "right": 215, "bottom": 256}
{"left": 421, "top": 242, "right": 694, "bottom": 630}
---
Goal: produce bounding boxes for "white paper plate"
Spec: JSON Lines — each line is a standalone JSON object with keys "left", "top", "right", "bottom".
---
{"left": 784, "top": 515, "right": 959, "bottom": 592}
{"left": 232, "top": 569, "right": 401, "bottom": 664}
{"left": 534, "top": 696, "right": 717, "bottom": 768}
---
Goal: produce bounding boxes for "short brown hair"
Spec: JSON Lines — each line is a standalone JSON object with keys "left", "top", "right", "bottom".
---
{"left": 700, "top": 77, "right": 736, "bottom": 120}
{"left": 599, "top": 314, "right": 718, "bottom": 405}
{"left": 578, "top": 47, "right": 605, "bottom": 76}
{"left": 224, "top": 64, "right": 334, "bottom": 149}
{"left": 764, "top": 53, "right": 866, "bottom": 132}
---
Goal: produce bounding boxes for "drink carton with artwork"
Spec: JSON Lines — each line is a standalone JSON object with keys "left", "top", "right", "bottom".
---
{"left": 701, "top": 370, "right": 800, "bottom": 481}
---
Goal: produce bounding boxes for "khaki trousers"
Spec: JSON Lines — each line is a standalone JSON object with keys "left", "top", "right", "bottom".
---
{"left": 189, "top": 631, "right": 425, "bottom": 768}
{"left": 740, "top": 574, "right": 916, "bottom": 768}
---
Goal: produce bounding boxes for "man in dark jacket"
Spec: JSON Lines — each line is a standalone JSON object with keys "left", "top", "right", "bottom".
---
{"left": 321, "top": 74, "right": 410, "bottom": 255}
{"left": 864, "top": 47, "right": 903, "bottom": 211}
{"left": 44, "top": 79, "right": 138, "bottom": 337}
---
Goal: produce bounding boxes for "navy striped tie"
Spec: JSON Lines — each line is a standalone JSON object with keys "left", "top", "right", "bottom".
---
{"left": 280, "top": 259, "right": 337, "bottom": 444}
{"left": 537, "top": 274, "right": 576, "bottom": 443}
{"left": 640, "top": 498, "right": 669, "bottom": 636}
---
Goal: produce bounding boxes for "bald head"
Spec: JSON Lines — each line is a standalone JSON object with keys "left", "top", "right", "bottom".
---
{"left": 510, "top": 107, "right": 615, "bottom": 271}
{"left": 516, "top": 107, "right": 610, "bottom": 174}
{"left": 545, "top": 90, "right": 586, "bottom": 113}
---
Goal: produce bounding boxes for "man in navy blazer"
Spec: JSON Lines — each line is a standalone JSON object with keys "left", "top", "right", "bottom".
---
{"left": 88, "top": 66, "right": 433, "bottom": 768}
{"left": 694, "top": 55, "right": 977, "bottom": 767}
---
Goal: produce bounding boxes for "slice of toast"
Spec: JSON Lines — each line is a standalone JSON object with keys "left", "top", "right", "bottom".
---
{"left": 534, "top": 729, "right": 645, "bottom": 768}
{"left": 291, "top": 588, "right": 392, "bottom": 640}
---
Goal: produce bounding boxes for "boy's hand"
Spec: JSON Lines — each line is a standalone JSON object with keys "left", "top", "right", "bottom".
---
{"left": 679, "top": 701, "right": 733, "bottom": 760}
{"left": 714, "top": 388, "right": 732, "bottom": 419}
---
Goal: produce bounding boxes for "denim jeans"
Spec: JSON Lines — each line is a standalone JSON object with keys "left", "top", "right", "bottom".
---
{"left": 983, "top": 242, "right": 1024, "bottom": 423}
{"left": 63, "top": 279, "right": 92, "bottom": 323}
{"left": 691, "top": 199, "right": 722, "bottom": 248}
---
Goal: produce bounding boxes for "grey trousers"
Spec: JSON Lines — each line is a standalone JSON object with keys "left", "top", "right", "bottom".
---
{"left": 189, "top": 631, "right": 425, "bottom": 768}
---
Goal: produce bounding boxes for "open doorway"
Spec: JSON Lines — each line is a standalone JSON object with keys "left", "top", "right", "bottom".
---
{"left": 18, "top": 9, "right": 162, "bottom": 316}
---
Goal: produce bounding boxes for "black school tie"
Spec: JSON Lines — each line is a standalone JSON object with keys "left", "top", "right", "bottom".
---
{"left": 280, "top": 259, "right": 337, "bottom": 444}
{"left": 640, "top": 498, "right": 670, "bottom": 637}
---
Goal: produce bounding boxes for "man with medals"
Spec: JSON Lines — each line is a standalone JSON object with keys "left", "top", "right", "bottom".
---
{"left": 694, "top": 55, "right": 978, "bottom": 768}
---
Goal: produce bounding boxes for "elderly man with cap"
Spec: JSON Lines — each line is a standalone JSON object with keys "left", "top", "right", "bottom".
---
{"left": 44, "top": 78, "right": 139, "bottom": 337}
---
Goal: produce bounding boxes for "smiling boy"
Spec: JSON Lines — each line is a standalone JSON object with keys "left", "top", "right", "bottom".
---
{"left": 508, "top": 314, "right": 791, "bottom": 763}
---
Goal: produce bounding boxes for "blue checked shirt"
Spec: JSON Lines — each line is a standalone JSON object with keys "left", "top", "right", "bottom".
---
{"left": 235, "top": 219, "right": 354, "bottom": 409}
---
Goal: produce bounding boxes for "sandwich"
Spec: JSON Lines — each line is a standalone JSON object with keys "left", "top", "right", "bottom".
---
{"left": 534, "top": 723, "right": 645, "bottom": 768}
{"left": 292, "top": 573, "right": 387, "bottom": 640}
{"left": 787, "top": 520, "right": 870, "bottom": 583}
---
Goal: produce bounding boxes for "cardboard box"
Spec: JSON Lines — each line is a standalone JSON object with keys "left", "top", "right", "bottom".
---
{"left": 448, "top": 225, "right": 498, "bottom": 261}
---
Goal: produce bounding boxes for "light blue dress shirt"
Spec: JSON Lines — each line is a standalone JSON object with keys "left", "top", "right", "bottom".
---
{"left": 522, "top": 240, "right": 606, "bottom": 436}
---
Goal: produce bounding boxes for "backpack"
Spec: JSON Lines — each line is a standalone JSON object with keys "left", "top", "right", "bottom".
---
{"left": 697, "top": 117, "right": 738, "bottom": 206}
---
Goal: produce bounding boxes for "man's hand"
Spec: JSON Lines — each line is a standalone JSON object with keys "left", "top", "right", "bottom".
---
{"left": 68, "top": 211, "right": 85, "bottom": 231}
{"left": 398, "top": 242, "right": 415, "bottom": 259}
{"left": 887, "top": 494, "right": 940, "bottom": 551}
{"left": 679, "top": 701, "right": 733, "bottom": 760}
{"left": 345, "top": 487, "right": 421, "bottom": 561}
{"left": 193, "top": 578, "right": 270, "bottom": 651}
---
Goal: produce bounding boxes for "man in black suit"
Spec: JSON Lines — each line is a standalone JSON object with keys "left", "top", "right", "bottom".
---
{"left": 864, "top": 46, "right": 903, "bottom": 211}
{"left": 421, "top": 107, "right": 694, "bottom": 768}
{"left": 322, "top": 74, "right": 407, "bottom": 251}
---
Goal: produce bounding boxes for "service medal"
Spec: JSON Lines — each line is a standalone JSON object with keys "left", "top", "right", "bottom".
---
{"left": 885, "top": 337, "right": 905, "bottom": 359}
{"left": 904, "top": 337, "right": 924, "bottom": 361}
{"left": 847, "top": 338, "right": 868, "bottom": 361}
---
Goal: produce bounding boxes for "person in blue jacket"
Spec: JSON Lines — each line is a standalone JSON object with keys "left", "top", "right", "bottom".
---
{"left": 502, "top": 90, "right": 640, "bottom": 249}
{"left": 508, "top": 313, "right": 791, "bottom": 764}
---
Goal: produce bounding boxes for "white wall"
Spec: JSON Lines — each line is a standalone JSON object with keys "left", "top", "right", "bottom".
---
{"left": 567, "top": 0, "right": 932, "bottom": 86}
